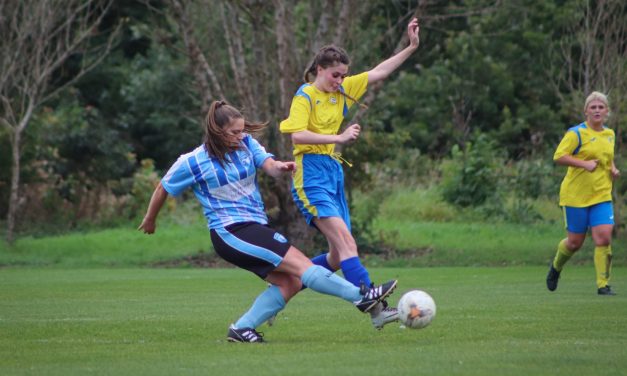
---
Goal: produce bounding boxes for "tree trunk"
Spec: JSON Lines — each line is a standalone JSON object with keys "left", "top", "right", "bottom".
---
{"left": 6, "top": 129, "right": 21, "bottom": 244}
{"left": 271, "top": 0, "right": 315, "bottom": 251}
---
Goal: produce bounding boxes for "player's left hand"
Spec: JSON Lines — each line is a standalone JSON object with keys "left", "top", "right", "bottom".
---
{"left": 408, "top": 17, "right": 420, "bottom": 49}
{"left": 278, "top": 161, "right": 297, "bottom": 174}
{"left": 611, "top": 166, "right": 620, "bottom": 179}
{"left": 138, "top": 217, "right": 156, "bottom": 234}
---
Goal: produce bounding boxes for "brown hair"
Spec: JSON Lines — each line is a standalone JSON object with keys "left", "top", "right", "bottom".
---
{"left": 303, "top": 45, "right": 367, "bottom": 109}
{"left": 203, "top": 100, "right": 266, "bottom": 165}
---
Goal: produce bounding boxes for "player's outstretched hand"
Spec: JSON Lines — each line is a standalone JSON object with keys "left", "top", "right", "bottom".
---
{"left": 277, "top": 161, "right": 297, "bottom": 176}
{"left": 138, "top": 217, "right": 156, "bottom": 234}
{"left": 408, "top": 17, "right": 420, "bottom": 49}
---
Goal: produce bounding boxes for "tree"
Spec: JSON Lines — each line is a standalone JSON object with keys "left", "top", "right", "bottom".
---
{"left": 0, "top": 0, "right": 120, "bottom": 243}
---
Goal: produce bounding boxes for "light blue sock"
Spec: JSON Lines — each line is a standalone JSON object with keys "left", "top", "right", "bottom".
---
{"left": 234, "top": 285, "right": 285, "bottom": 329}
{"left": 301, "top": 265, "right": 362, "bottom": 302}
{"left": 340, "top": 256, "right": 371, "bottom": 287}
{"left": 311, "top": 252, "right": 335, "bottom": 272}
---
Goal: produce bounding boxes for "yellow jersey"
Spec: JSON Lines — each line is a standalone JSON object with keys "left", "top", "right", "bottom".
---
{"left": 279, "top": 72, "right": 369, "bottom": 156}
{"left": 553, "top": 122, "right": 615, "bottom": 207}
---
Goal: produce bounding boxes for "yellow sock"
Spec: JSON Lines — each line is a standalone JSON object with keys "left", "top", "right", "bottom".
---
{"left": 594, "top": 245, "right": 612, "bottom": 288}
{"left": 553, "top": 239, "right": 574, "bottom": 272}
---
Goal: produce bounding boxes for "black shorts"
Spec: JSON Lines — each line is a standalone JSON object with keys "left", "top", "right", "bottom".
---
{"left": 210, "top": 222, "right": 291, "bottom": 279}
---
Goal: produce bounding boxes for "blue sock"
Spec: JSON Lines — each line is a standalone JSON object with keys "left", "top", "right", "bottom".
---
{"left": 234, "top": 285, "right": 285, "bottom": 329}
{"left": 340, "top": 256, "right": 371, "bottom": 287}
{"left": 311, "top": 253, "right": 335, "bottom": 272}
{"left": 301, "top": 265, "right": 362, "bottom": 302}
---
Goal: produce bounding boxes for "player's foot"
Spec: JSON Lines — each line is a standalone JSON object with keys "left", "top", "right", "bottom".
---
{"left": 355, "top": 280, "right": 397, "bottom": 313}
{"left": 598, "top": 286, "right": 616, "bottom": 296}
{"left": 227, "top": 325, "right": 264, "bottom": 343}
{"left": 546, "top": 263, "right": 561, "bottom": 291}
{"left": 370, "top": 301, "right": 399, "bottom": 330}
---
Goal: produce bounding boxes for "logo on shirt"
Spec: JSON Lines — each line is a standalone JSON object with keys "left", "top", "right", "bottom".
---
{"left": 273, "top": 232, "right": 288, "bottom": 243}
{"left": 316, "top": 100, "right": 321, "bottom": 105}
{"left": 240, "top": 153, "right": 251, "bottom": 166}
{"left": 608, "top": 136, "right": 614, "bottom": 143}
{"left": 330, "top": 96, "right": 337, "bottom": 104}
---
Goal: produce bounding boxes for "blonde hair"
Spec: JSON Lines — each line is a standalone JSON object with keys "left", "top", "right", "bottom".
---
{"left": 584, "top": 91, "right": 610, "bottom": 112}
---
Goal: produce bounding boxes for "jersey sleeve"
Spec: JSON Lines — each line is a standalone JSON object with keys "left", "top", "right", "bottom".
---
{"left": 342, "top": 72, "right": 369, "bottom": 106}
{"left": 161, "top": 156, "right": 195, "bottom": 196}
{"left": 553, "top": 130, "right": 579, "bottom": 160}
{"left": 244, "top": 134, "right": 274, "bottom": 168}
{"left": 279, "top": 96, "right": 311, "bottom": 134}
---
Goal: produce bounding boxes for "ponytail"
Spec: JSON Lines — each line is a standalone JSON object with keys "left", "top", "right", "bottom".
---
{"left": 203, "top": 100, "right": 267, "bottom": 165}
{"left": 303, "top": 60, "right": 317, "bottom": 83}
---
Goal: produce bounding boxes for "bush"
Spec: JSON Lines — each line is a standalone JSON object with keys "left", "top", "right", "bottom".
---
{"left": 441, "top": 134, "right": 502, "bottom": 207}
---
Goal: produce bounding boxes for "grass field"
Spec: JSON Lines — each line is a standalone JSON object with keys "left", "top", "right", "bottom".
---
{"left": 2, "top": 267, "right": 626, "bottom": 376}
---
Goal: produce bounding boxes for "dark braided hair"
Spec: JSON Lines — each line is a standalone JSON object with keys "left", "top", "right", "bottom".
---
{"left": 303, "top": 45, "right": 367, "bottom": 109}
{"left": 203, "top": 100, "right": 266, "bottom": 166}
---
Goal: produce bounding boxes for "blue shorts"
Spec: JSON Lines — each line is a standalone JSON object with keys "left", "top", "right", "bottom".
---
{"left": 563, "top": 201, "right": 614, "bottom": 234}
{"left": 291, "top": 154, "right": 351, "bottom": 231}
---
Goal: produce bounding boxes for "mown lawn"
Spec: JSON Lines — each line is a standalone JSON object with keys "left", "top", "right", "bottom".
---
{"left": 1, "top": 267, "right": 625, "bottom": 376}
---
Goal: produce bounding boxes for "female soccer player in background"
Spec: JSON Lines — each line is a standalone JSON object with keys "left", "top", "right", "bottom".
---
{"left": 546, "top": 91, "right": 619, "bottom": 296}
{"left": 139, "top": 101, "right": 397, "bottom": 342}
{"left": 279, "top": 18, "right": 420, "bottom": 328}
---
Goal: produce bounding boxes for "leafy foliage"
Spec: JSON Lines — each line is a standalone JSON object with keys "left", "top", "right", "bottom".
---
{"left": 441, "top": 134, "right": 502, "bottom": 207}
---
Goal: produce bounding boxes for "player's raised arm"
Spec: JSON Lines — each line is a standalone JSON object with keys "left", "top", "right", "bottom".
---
{"left": 367, "top": 17, "right": 420, "bottom": 84}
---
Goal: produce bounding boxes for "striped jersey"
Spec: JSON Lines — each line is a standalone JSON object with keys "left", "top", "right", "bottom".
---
{"left": 161, "top": 134, "right": 274, "bottom": 229}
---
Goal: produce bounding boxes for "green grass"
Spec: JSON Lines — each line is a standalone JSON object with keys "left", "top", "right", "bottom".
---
{"left": 2, "top": 218, "right": 626, "bottom": 268}
{"left": 371, "top": 220, "right": 619, "bottom": 266}
{"left": 0, "top": 223, "right": 211, "bottom": 267}
{"left": 1, "top": 267, "right": 626, "bottom": 376}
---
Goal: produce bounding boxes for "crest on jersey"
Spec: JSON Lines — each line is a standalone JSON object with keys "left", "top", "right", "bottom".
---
{"left": 330, "top": 96, "right": 337, "bottom": 104}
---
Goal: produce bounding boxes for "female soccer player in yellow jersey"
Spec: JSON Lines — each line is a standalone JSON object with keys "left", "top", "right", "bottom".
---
{"left": 547, "top": 91, "right": 620, "bottom": 295}
{"left": 279, "top": 18, "right": 420, "bottom": 328}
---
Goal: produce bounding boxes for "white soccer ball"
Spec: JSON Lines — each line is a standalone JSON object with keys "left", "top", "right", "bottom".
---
{"left": 397, "top": 290, "right": 436, "bottom": 329}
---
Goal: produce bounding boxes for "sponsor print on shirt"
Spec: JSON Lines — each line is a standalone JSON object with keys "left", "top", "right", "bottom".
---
{"left": 209, "top": 175, "right": 257, "bottom": 201}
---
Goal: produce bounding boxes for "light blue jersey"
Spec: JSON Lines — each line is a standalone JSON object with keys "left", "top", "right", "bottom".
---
{"left": 161, "top": 134, "right": 273, "bottom": 229}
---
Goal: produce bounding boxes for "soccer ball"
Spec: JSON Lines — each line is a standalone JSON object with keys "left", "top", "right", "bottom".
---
{"left": 397, "top": 290, "right": 436, "bottom": 329}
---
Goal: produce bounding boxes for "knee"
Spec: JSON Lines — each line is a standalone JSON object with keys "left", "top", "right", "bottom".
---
{"left": 594, "top": 237, "right": 611, "bottom": 247}
{"left": 565, "top": 238, "right": 583, "bottom": 251}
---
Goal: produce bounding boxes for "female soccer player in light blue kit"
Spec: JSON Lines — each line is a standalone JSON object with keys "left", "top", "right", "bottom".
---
{"left": 279, "top": 18, "right": 420, "bottom": 328}
{"left": 546, "top": 91, "right": 619, "bottom": 295}
{"left": 139, "top": 101, "right": 396, "bottom": 342}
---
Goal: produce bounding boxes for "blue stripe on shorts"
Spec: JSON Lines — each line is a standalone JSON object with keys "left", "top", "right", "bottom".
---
{"left": 214, "top": 227, "right": 283, "bottom": 266}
